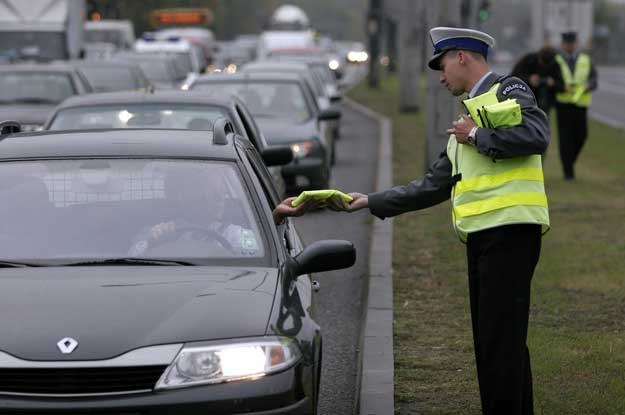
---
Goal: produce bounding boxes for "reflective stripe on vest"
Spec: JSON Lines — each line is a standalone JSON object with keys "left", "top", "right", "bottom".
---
{"left": 555, "top": 53, "right": 592, "bottom": 107}
{"left": 447, "top": 82, "right": 550, "bottom": 242}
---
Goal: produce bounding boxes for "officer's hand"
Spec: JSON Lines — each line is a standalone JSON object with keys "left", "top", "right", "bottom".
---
{"left": 345, "top": 192, "right": 369, "bottom": 212}
{"left": 323, "top": 194, "right": 348, "bottom": 211}
{"left": 447, "top": 114, "right": 476, "bottom": 144}
{"left": 546, "top": 77, "right": 555, "bottom": 87}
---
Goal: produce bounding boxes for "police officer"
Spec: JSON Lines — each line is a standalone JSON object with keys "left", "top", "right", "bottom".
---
{"left": 555, "top": 31, "right": 597, "bottom": 180}
{"left": 511, "top": 45, "right": 561, "bottom": 116}
{"left": 336, "top": 27, "right": 550, "bottom": 415}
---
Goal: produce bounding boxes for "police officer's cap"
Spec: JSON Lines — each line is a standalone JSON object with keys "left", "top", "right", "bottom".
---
{"left": 428, "top": 27, "right": 496, "bottom": 70}
{"left": 561, "top": 31, "right": 577, "bottom": 43}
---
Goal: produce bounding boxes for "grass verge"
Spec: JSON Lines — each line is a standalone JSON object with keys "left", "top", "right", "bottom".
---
{"left": 349, "top": 75, "right": 625, "bottom": 414}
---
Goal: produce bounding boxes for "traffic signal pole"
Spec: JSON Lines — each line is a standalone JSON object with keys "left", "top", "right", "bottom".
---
{"left": 368, "top": 0, "right": 383, "bottom": 88}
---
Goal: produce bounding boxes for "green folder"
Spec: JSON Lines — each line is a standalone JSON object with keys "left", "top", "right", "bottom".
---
{"left": 291, "top": 189, "right": 353, "bottom": 207}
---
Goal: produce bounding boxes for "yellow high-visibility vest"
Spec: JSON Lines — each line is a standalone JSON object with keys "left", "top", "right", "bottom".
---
{"left": 555, "top": 53, "right": 592, "bottom": 107}
{"left": 447, "top": 83, "right": 550, "bottom": 242}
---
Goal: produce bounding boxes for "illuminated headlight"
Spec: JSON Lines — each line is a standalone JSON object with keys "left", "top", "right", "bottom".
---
{"left": 328, "top": 59, "right": 340, "bottom": 71}
{"left": 290, "top": 141, "right": 316, "bottom": 159}
{"left": 19, "top": 124, "right": 43, "bottom": 132}
{"left": 155, "top": 337, "right": 301, "bottom": 390}
{"left": 225, "top": 64, "right": 238, "bottom": 74}
{"left": 347, "top": 51, "right": 369, "bottom": 63}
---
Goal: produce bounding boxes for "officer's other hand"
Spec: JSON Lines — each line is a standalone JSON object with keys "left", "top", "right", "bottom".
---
{"left": 529, "top": 74, "right": 540, "bottom": 87}
{"left": 325, "top": 194, "right": 350, "bottom": 211}
{"left": 448, "top": 114, "right": 476, "bottom": 144}
{"left": 546, "top": 76, "right": 555, "bottom": 87}
{"left": 345, "top": 192, "right": 368, "bottom": 212}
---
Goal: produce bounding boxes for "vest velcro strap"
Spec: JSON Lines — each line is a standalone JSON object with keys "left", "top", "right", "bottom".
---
{"left": 454, "top": 192, "right": 548, "bottom": 218}
{"left": 455, "top": 167, "right": 544, "bottom": 195}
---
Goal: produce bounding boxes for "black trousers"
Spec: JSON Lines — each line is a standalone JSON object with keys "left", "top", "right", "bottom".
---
{"left": 466, "top": 224, "right": 542, "bottom": 415}
{"left": 555, "top": 104, "right": 588, "bottom": 179}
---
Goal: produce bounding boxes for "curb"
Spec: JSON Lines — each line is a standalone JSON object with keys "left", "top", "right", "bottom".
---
{"left": 344, "top": 97, "right": 395, "bottom": 415}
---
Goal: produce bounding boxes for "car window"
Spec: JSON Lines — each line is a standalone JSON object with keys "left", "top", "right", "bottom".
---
{"left": 0, "top": 159, "right": 267, "bottom": 263}
{"left": 192, "top": 81, "right": 312, "bottom": 123}
{"left": 48, "top": 104, "right": 228, "bottom": 130}
{"left": 0, "top": 72, "right": 76, "bottom": 104}
{"left": 78, "top": 66, "right": 142, "bottom": 92}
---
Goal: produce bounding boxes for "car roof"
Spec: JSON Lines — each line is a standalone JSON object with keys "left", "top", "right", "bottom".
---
{"left": 242, "top": 60, "right": 310, "bottom": 71}
{"left": 0, "top": 63, "right": 79, "bottom": 73}
{"left": 193, "top": 71, "right": 305, "bottom": 84}
{"left": 65, "top": 59, "right": 141, "bottom": 69}
{"left": 0, "top": 129, "right": 239, "bottom": 161}
{"left": 53, "top": 91, "right": 239, "bottom": 110}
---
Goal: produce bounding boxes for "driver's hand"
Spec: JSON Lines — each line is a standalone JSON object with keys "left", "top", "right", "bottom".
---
{"left": 149, "top": 221, "right": 176, "bottom": 241}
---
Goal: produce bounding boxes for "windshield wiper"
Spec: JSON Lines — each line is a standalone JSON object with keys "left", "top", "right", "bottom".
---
{"left": 0, "top": 260, "right": 42, "bottom": 268}
{"left": 65, "top": 258, "right": 195, "bottom": 267}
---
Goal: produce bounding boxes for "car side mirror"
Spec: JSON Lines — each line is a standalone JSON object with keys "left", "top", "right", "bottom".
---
{"left": 318, "top": 109, "right": 341, "bottom": 122}
{"left": 0, "top": 121, "right": 21, "bottom": 136}
{"left": 262, "top": 146, "right": 293, "bottom": 166}
{"left": 293, "top": 240, "right": 355, "bottom": 276}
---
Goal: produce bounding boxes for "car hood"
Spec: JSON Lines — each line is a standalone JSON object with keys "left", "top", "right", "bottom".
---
{"left": 0, "top": 104, "right": 56, "bottom": 125}
{"left": 0, "top": 266, "right": 278, "bottom": 361}
{"left": 255, "top": 118, "right": 318, "bottom": 144}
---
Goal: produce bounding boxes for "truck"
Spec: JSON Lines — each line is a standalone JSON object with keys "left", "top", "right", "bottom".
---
{"left": 0, "top": 0, "right": 85, "bottom": 62}
{"left": 530, "top": 0, "right": 594, "bottom": 49}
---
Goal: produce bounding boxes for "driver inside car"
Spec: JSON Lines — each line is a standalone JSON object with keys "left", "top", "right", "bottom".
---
{"left": 128, "top": 169, "right": 257, "bottom": 257}
{"left": 128, "top": 166, "right": 321, "bottom": 257}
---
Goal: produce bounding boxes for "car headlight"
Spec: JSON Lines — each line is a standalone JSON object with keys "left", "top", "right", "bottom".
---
{"left": 328, "top": 59, "right": 340, "bottom": 71}
{"left": 155, "top": 337, "right": 301, "bottom": 390}
{"left": 290, "top": 140, "right": 316, "bottom": 159}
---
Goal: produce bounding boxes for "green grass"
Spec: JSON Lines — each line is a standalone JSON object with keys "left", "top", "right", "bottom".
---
{"left": 349, "top": 75, "right": 625, "bottom": 414}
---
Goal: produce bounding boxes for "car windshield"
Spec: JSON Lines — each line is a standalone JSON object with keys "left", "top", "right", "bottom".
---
{"left": 0, "top": 72, "right": 76, "bottom": 104}
{"left": 0, "top": 159, "right": 266, "bottom": 264}
{"left": 192, "top": 81, "right": 312, "bottom": 123}
{"left": 48, "top": 104, "right": 228, "bottom": 130}
{"left": 78, "top": 66, "right": 143, "bottom": 92}
{"left": 85, "top": 29, "right": 124, "bottom": 48}
{"left": 136, "top": 60, "right": 176, "bottom": 82}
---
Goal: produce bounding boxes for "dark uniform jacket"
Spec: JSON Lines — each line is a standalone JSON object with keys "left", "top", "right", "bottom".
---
{"left": 511, "top": 51, "right": 562, "bottom": 112}
{"left": 368, "top": 72, "right": 550, "bottom": 220}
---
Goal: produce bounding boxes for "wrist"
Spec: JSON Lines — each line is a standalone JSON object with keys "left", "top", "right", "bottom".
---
{"left": 468, "top": 126, "right": 478, "bottom": 146}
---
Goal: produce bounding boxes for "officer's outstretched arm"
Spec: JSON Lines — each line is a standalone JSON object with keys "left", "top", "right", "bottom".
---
{"left": 474, "top": 77, "right": 549, "bottom": 159}
{"left": 366, "top": 151, "right": 453, "bottom": 220}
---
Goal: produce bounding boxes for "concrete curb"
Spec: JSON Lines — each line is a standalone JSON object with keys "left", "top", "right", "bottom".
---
{"left": 344, "top": 97, "right": 394, "bottom": 415}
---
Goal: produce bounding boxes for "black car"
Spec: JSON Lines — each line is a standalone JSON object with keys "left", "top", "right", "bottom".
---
{"left": 44, "top": 90, "right": 291, "bottom": 195}
{"left": 0, "top": 63, "right": 92, "bottom": 131}
{"left": 0, "top": 121, "right": 355, "bottom": 414}
{"left": 188, "top": 72, "right": 340, "bottom": 190}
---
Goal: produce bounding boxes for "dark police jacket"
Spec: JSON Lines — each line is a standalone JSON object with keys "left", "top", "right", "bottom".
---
{"left": 368, "top": 72, "right": 550, "bottom": 220}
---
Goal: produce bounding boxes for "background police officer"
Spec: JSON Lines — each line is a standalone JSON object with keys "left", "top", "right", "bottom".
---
{"left": 336, "top": 27, "right": 550, "bottom": 415}
{"left": 555, "top": 31, "right": 598, "bottom": 180}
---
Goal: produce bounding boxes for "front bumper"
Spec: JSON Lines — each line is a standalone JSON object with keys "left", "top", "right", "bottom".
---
{"left": 0, "top": 365, "right": 313, "bottom": 415}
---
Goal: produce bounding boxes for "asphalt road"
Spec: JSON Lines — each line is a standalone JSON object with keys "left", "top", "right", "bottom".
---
{"left": 590, "top": 66, "right": 625, "bottom": 129}
{"left": 292, "top": 98, "right": 379, "bottom": 414}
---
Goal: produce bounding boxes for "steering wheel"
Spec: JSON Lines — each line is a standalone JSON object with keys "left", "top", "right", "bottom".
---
{"left": 150, "top": 226, "right": 236, "bottom": 254}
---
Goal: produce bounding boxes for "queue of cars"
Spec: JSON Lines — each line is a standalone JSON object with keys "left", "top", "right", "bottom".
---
{"left": 0, "top": 30, "right": 356, "bottom": 414}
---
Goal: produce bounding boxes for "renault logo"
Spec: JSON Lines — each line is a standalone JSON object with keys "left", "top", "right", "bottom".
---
{"left": 57, "top": 337, "right": 78, "bottom": 354}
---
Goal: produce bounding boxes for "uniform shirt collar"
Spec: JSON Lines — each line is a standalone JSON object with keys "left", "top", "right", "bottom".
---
{"left": 468, "top": 71, "right": 492, "bottom": 98}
